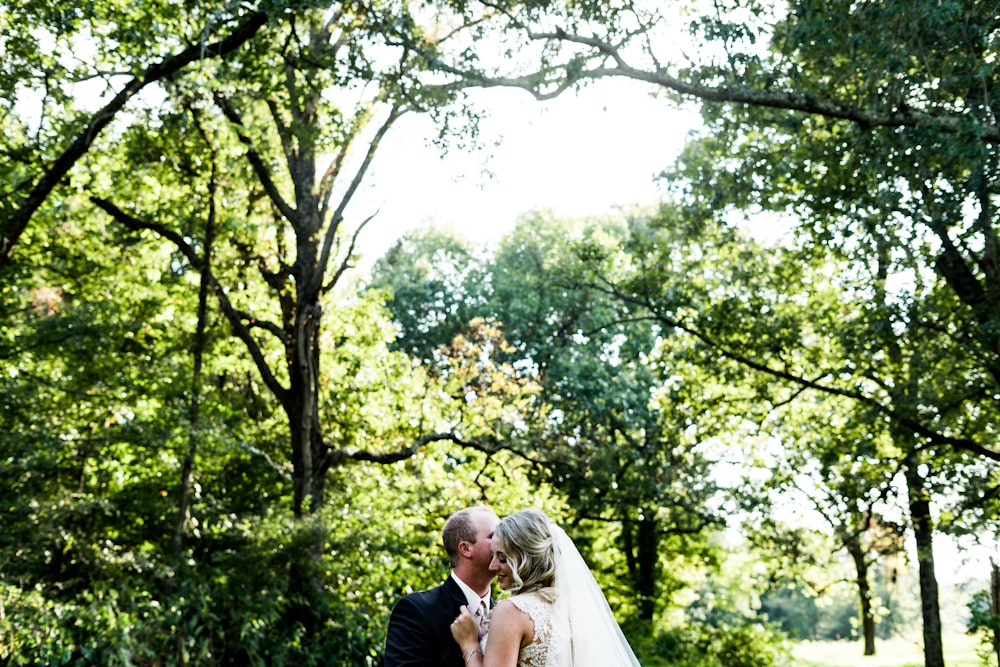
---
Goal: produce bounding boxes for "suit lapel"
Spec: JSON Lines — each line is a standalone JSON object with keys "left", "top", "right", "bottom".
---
{"left": 442, "top": 575, "right": 468, "bottom": 613}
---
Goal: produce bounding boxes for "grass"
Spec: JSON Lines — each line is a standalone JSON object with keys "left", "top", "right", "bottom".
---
{"left": 791, "top": 632, "right": 990, "bottom": 667}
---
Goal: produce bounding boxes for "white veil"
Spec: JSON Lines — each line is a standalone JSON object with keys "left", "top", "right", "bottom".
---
{"left": 547, "top": 524, "right": 642, "bottom": 667}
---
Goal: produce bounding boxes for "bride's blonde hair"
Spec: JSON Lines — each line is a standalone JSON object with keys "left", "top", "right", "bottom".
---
{"left": 494, "top": 508, "right": 556, "bottom": 595}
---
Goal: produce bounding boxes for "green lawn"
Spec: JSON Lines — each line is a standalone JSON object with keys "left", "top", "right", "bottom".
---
{"left": 791, "top": 632, "right": 989, "bottom": 667}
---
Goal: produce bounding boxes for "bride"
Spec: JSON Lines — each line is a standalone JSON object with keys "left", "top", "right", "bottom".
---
{"left": 450, "top": 508, "right": 641, "bottom": 667}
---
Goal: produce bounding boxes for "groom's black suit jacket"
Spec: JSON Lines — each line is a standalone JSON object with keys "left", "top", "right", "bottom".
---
{"left": 384, "top": 575, "right": 477, "bottom": 667}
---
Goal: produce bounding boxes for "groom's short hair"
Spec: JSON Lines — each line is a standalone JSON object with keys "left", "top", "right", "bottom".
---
{"left": 442, "top": 507, "right": 485, "bottom": 568}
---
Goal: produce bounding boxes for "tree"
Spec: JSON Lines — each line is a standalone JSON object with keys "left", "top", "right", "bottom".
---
{"left": 742, "top": 393, "right": 909, "bottom": 656}
{"left": 0, "top": 1, "right": 269, "bottom": 267}
{"left": 373, "top": 212, "right": 727, "bottom": 622}
{"left": 73, "top": 4, "right": 580, "bottom": 631}
{"left": 493, "top": 213, "right": 728, "bottom": 621}
{"left": 368, "top": 226, "right": 490, "bottom": 365}
{"left": 423, "top": 0, "right": 1000, "bottom": 457}
{"left": 3, "top": 2, "right": 606, "bottom": 659}
{"left": 568, "top": 195, "right": 1000, "bottom": 664}
{"left": 3, "top": 0, "right": 625, "bottom": 519}
{"left": 415, "top": 5, "right": 1000, "bottom": 666}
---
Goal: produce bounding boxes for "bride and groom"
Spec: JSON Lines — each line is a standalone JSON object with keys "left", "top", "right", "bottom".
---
{"left": 384, "top": 506, "right": 640, "bottom": 667}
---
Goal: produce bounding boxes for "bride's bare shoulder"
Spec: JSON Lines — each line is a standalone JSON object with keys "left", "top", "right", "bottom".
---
{"left": 489, "top": 598, "right": 534, "bottom": 641}
{"left": 493, "top": 598, "right": 530, "bottom": 619}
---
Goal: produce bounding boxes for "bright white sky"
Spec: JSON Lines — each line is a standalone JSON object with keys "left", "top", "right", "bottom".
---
{"left": 352, "top": 77, "right": 701, "bottom": 268}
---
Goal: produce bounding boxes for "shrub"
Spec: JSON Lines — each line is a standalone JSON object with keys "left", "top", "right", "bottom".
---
{"left": 626, "top": 619, "right": 790, "bottom": 667}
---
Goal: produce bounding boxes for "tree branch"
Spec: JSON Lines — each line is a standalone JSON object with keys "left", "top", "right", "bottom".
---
{"left": 90, "top": 196, "right": 290, "bottom": 404}
{"left": 315, "top": 103, "right": 406, "bottom": 296}
{"left": 431, "top": 26, "right": 1000, "bottom": 141}
{"left": 213, "top": 93, "right": 300, "bottom": 226}
{"left": 591, "top": 278, "right": 1000, "bottom": 463}
{"left": 334, "top": 428, "right": 550, "bottom": 470}
{"left": 1, "top": 10, "right": 269, "bottom": 269}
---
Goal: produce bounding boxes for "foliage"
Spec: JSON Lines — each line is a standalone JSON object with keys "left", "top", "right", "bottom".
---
{"left": 967, "top": 585, "right": 1000, "bottom": 667}
{"left": 4, "top": 2, "right": 999, "bottom": 666}
{"left": 794, "top": 566, "right": 921, "bottom": 645}
{"left": 372, "top": 212, "right": 728, "bottom": 622}
{"left": 627, "top": 620, "right": 791, "bottom": 667}
{"left": 0, "top": 438, "right": 554, "bottom": 666}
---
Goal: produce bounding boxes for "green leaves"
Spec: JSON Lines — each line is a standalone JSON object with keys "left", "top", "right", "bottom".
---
{"left": 372, "top": 211, "right": 730, "bottom": 620}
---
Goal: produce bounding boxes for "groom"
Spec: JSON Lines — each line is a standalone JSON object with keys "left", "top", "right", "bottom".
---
{"left": 384, "top": 506, "right": 499, "bottom": 667}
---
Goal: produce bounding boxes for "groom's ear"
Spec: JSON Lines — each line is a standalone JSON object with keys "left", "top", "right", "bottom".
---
{"left": 457, "top": 539, "right": 474, "bottom": 559}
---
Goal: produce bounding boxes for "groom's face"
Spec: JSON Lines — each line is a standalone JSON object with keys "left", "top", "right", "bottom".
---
{"left": 468, "top": 511, "right": 500, "bottom": 575}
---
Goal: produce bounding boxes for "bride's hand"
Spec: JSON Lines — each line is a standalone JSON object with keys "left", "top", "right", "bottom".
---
{"left": 449, "top": 605, "right": 480, "bottom": 647}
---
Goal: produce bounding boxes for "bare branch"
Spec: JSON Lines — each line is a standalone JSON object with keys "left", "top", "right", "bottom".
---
{"left": 213, "top": 93, "right": 300, "bottom": 226}
{"left": 430, "top": 26, "right": 1000, "bottom": 141}
{"left": 324, "top": 210, "right": 377, "bottom": 293}
{"left": 315, "top": 103, "right": 406, "bottom": 295}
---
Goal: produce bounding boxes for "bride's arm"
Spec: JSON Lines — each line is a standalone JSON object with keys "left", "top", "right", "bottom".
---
{"left": 451, "top": 601, "right": 531, "bottom": 667}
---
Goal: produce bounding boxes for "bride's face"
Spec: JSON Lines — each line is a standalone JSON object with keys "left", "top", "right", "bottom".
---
{"left": 489, "top": 535, "right": 515, "bottom": 590}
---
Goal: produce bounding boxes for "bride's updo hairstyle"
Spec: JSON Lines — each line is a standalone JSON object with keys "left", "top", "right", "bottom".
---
{"left": 494, "top": 508, "right": 556, "bottom": 595}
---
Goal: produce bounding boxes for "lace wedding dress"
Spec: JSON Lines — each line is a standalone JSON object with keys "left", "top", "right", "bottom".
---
{"left": 487, "top": 588, "right": 569, "bottom": 667}
{"left": 484, "top": 525, "right": 641, "bottom": 667}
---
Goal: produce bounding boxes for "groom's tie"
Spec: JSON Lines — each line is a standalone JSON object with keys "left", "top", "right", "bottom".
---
{"left": 475, "top": 599, "right": 488, "bottom": 638}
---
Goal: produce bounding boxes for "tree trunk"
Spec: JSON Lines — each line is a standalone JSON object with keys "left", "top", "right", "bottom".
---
{"left": 172, "top": 173, "right": 217, "bottom": 559}
{"left": 991, "top": 561, "right": 1000, "bottom": 666}
{"left": 285, "top": 401, "right": 328, "bottom": 636}
{"left": 287, "top": 297, "right": 327, "bottom": 518}
{"left": 636, "top": 517, "right": 658, "bottom": 621}
{"left": 904, "top": 460, "right": 944, "bottom": 667}
{"left": 622, "top": 516, "right": 658, "bottom": 620}
{"left": 846, "top": 539, "right": 877, "bottom": 655}
{"left": 283, "top": 251, "right": 330, "bottom": 636}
